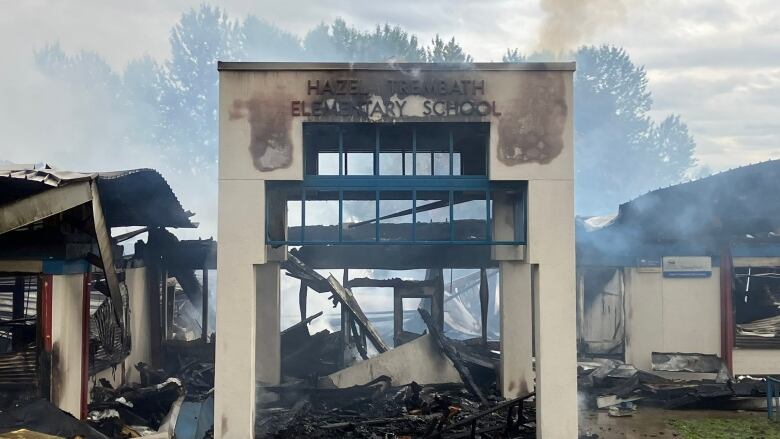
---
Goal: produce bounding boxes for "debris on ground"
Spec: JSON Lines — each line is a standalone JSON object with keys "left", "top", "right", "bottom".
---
{"left": 253, "top": 305, "right": 534, "bottom": 437}
{"left": 0, "top": 399, "right": 109, "bottom": 439}
{"left": 256, "top": 378, "right": 535, "bottom": 438}
{"left": 578, "top": 353, "right": 769, "bottom": 412}
{"left": 87, "top": 363, "right": 185, "bottom": 437}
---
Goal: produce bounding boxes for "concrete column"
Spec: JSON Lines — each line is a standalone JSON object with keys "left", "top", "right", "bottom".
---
{"left": 125, "top": 267, "right": 152, "bottom": 384}
{"left": 528, "top": 179, "right": 577, "bottom": 438}
{"left": 215, "top": 179, "right": 267, "bottom": 439}
{"left": 499, "top": 261, "right": 533, "bottom": 397}
{"left": 255, "top": 262, "right": 281, "bottom": 385}
{"left": 50, "top": 273, "right": 86, "bottom": 417}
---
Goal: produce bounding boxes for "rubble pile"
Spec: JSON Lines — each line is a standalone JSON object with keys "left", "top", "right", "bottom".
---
{"left": 577, "top": 355, "right": 768, "bottom": 412}
{"left": 256, "top": 379, "right": 535, "bottom": 438}
{"left": 87, "top": 365, "right": 184, "bottom": 437}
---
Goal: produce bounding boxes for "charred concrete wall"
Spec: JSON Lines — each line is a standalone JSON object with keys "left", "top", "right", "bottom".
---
{"left": 218, "top": 63, "right": 574, "bottom": 182}
{"left": 216, "top": 63, "right": 577, "bottom": 439}
{"left": 90, "top": 267, "right": 153, "bottom": 390}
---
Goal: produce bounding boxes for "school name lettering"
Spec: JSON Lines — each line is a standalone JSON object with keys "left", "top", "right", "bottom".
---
{"left": 290, "top": 78, "right": 501, "bottom": 118}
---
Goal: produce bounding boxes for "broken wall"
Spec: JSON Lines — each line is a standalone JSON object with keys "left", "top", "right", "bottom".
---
{"left": 624, "top": 267, "right": 721, "bottom": 369}
{"left": 90, "top": 266, "right": 153, "bottom": 390}
{"left": 322, "top": 334, "right": 462, "bottom": 388}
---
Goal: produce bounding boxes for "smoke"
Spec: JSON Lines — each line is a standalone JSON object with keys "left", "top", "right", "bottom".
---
{"left": 537, "top": 0, "right": 628, "bottom": 55}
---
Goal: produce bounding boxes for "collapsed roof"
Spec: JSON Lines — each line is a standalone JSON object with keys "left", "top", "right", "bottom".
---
{"left": 579, "top": 160, "right": 780, "bottom": 257}
{"left": 0, "top": 165, "right": 196, "bottom": 229}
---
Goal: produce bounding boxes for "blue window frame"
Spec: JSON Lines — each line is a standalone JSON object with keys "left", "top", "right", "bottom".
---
{"left": 267, "top": 123, "right": 526, "bottom": 246}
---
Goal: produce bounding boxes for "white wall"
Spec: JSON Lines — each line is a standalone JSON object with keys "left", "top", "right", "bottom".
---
{"left": 625, "top": 267, "right": 721, "bottom": 370}
{"left": 51, "top": 273, "right": 85, "bottom": 418}
{"left": 733, "top": 349, "right": 780, "bottom": 375}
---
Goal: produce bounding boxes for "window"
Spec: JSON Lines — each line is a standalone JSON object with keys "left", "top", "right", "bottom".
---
{"left": 269, "top": 122, "right": 525, "bottom": 245}
{"left": 304, "top": 123, "right": 488, "bottom": 177}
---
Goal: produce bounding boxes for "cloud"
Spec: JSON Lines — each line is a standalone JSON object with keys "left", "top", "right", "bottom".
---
{"left": 1, "top": 0, "right": 778, "bottom": 228}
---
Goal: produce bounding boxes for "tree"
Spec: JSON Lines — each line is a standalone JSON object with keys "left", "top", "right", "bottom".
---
{"left": 158, "top": 5, "right": 243, "bottom": 173}
{"left": 243, "top": 16, "right": 304, "bottom": 61}
{"left": 574, "top": 46, "right": 695, "bottom": 214}
{"left": 504, "top": 45, "right": 696, "bottom": 214}
{"left": 33, "top": 9, "right": 693, "bottom": 207}
{"left": 502, "top": 49, "right": 526, "bottom": 63}
{"left": 302, "top": 19, "right": 428, "bottom": 62}
{"left": 427, "top": 35, "right": 473, "bottom": 63}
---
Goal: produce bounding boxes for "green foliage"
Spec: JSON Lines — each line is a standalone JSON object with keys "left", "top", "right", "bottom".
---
{"left": 670, "top": 417, "right": 780, "bottom": 438}
{"left": 502, "top": 48, "right": 526, "bottom": 62}
{"left": 504, "top": 45, "right": 697, "bottom": 214}
{"left": 427, "top": 35, "right": 473, "bottom": 63}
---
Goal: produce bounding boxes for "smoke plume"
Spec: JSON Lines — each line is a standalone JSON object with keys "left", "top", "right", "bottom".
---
{"left": 537, "top": 0, "right": 628, "bottom": 54}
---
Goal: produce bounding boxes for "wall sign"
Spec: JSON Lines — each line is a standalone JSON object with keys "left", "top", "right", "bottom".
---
{"left": 662, "top": 256, "right": 712, "bottom": 278}
{"left": 636, "top": 257, "right": 662, "bottom": 273}
{"left": 290, "top": 78, "right": 501, "bottom": 118}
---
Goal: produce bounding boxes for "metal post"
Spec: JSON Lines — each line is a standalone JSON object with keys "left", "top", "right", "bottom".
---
{"left": 480, "top": 268, "right": 489, "bottom": 345}
{"left": 201, "top": 268, "right": 209, "bottom": 342}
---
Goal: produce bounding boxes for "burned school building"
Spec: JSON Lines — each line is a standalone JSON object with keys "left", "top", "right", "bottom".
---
{"left": 577, "top": 160, "right": 780, "bottom": 376}
{"left": 215, "top": 62, "right": 578, "bottom": 438}
{"left": 0, "top": 166, "right": 216, "bottom": 438}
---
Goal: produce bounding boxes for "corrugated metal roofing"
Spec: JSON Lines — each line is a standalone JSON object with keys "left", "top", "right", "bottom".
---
{"left": 0, "top": 165, "right": 196, "bottom": 228}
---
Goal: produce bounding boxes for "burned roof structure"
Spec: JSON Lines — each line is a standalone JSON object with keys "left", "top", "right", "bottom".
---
{"left": 0, "top": 165, "right": 196, "bottom": 229}
{"left": 578, "top": 159, "right": 780, "bottom": 263}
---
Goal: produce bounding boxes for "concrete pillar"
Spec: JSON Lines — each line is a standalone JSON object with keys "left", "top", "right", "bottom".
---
{"left": 215, "top": 179, "right": 267, "bottom": 439}
{"left": 255, "top": 262, "right": 281, "bottom": 385}
{"left": 499, "top": 261, "right": 534, "bottom": 397}
{"left": 125, "top": 267, "right": 152, "bottom": 384}
{"left": 50, "top": 273, "right": 86, "bottom": 417}
{"left": 528, "top": 179, "right": 577, "bottom": 438}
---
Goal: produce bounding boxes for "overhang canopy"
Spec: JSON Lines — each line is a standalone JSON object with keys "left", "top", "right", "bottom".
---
{"left": 0, "top": 166, "right": 196, "bottom": 229}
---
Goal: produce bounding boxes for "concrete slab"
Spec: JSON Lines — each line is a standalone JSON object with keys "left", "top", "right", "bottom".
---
{"left": 320, "top": 333, "right": 463, "bottom": 388}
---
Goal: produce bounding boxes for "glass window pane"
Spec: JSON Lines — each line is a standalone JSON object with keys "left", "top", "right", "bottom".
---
{"left": 453, "top": 191, "right": 488, "bottom": 241}
{"left": 379, "top": 191, "right": 413, "bottom": 242}
{"left": 304, "top": 190, "right": 339, "bottom": 242}
{"left": 433, "top": 152, "right": 450, "bottom": 175}
{"left": 343, "top": 191, "right": 377, "bottom": 242}
{"left": 404, "top": 152, "right": 413, "bottom": 176}
{"left": 415, "top": 152, "right": 432, "bottom": 176}
{"left": 380, "top": 152, "right": 403, "bottom": 175}
{"left": 453, "top": 124, "right": 488, "bottom": 175}
{"left": 415, "top": 190, "right": 450, "bottom": 241}
{"left": 318, "top": 152, "right": 340, "bottom": 175}
{"left": 304, "top": 124, "right": 340, "bottom": 176}
{"left": 286, "top": 200, "right": 302, "bottom": 242}
{"left": 345, "top": 152, "right": 374, "bottom": 175}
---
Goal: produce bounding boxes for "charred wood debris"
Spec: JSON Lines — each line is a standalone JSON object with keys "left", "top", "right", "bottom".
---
{"left": 578, "top": 352, "right": 771, "bottom": 416}
{"left": 257, "top": 254, "right": 537, "bottom": 438}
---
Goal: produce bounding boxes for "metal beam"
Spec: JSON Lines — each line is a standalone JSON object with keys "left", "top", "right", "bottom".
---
{"left": 0, "top": 182, "right": 92, "bottom": 235}
{"left": 327, "top": 275, "right": 390, "bottom": 353}
{"left": 293, "top": 245, "right": 498, "bottom": 270}
{"left": 91, "top": 181, "right": 124, "bottom": 327}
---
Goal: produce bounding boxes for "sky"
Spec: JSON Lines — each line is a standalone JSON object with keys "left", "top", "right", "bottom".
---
{"left": 0, "top": 0, "right": 778, "bottom": 237}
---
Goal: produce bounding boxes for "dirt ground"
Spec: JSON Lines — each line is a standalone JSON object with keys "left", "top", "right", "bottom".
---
{"left": 579, "top": 406, "right": 780, "bottom": 439}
